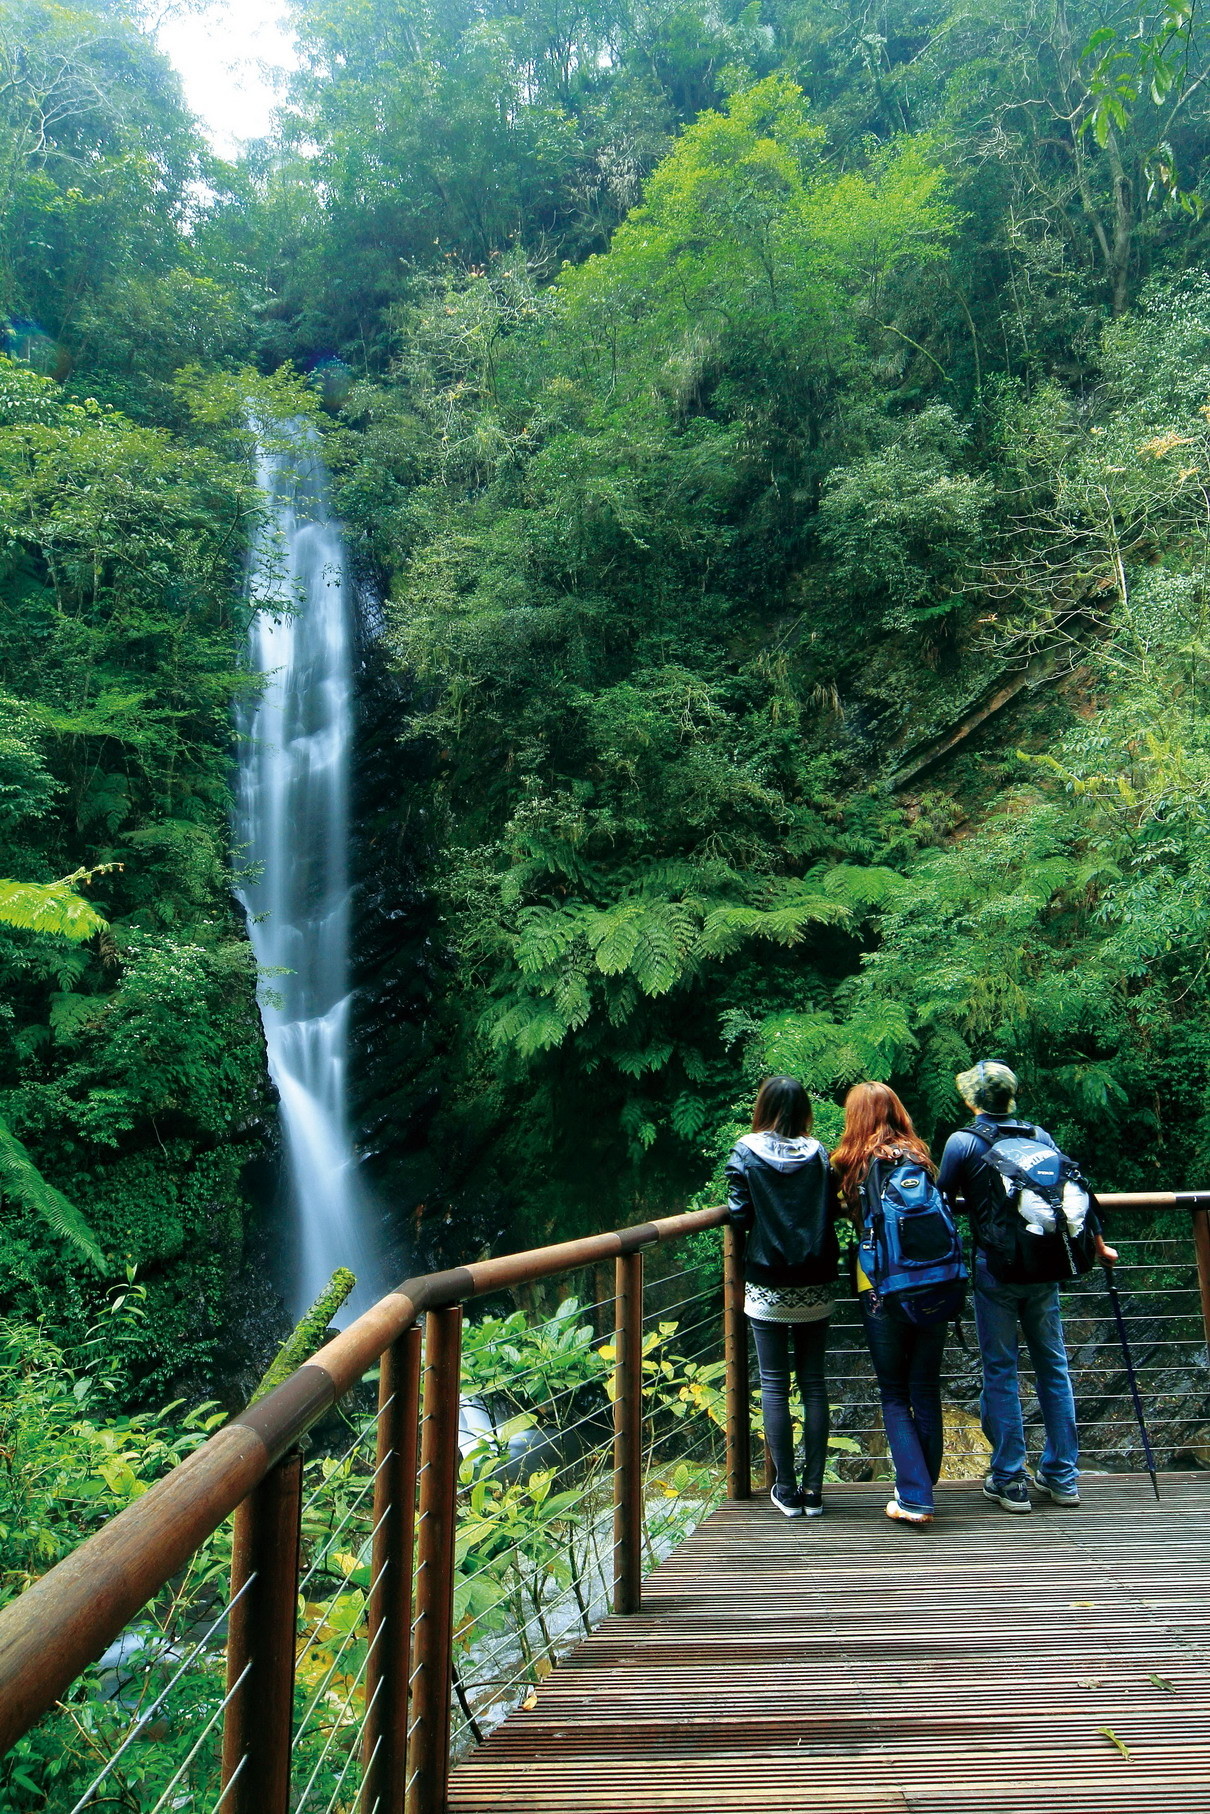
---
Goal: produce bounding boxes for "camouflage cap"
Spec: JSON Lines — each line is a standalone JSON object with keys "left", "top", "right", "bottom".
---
{"left": 955, "top": 1059, "right": 1019, "bottom": 1115}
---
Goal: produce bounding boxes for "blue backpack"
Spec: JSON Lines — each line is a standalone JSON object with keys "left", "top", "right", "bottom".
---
{"left": 858, "top": 1155, "right": 967, "bottom": 1326}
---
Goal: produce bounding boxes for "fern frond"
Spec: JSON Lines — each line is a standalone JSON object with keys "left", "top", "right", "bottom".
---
{"left": 620, "top": 1100, "right": 659, "bottom": 1150}
{"left": 514, "top": 907, "right": 583, "bottom": 975}
{"left": 0, "top": 1117, "right": 105, "bottom": 1268}
{"left": 484, "top": 995, "right": 570, "bottom": 1054}
{"left": 0, "top": 871, "right": 109, "bottom": 943}
{"left": 553, "top": 970, "right": 592, "bottom": 1030}
{"left": 812, "top": 864, "right": 910, "bottom": 909}
{"left": 514, "top": 1004, "right": 572, "bottom": 1055}
{"left": 701, "top": 894, "right": 843, "bottom": 954}
{"left": 614, "top": 1040, "right": 675, "bottom": 1076}
{"left": 699, "top": 905, "right": 762, "bottom": 956}
{"left": 631, "top": 905, "right": 697, "bottom": 995}
{"left": 49, "top": 992, "right": 104, "bottom": 1042}
{"left": 585, "top": 904, "right": 645, "bottom": 974}
{"left": 670, "top": 1092, "right": 707, "bottom": 1138}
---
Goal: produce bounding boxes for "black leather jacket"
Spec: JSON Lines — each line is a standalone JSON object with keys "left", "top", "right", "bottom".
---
{"left": 725, "top": 1133, "right": 842, "bottom": 1286}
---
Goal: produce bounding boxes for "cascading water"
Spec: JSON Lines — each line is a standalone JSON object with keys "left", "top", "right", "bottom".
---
{"left": 234, "top": 433, "right": 380, "bottom": 1318}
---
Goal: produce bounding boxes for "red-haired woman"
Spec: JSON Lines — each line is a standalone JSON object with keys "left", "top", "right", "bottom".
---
{"left": 832, "top": 1082, "right": 947, "bottom": 1526}
{"left": 726, "top": 1076, "right": 842, "bottom": 1518}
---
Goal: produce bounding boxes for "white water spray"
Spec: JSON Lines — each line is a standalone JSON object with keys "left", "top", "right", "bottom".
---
{"left": 234, "top": 435, "right": 380, "bottom": 1317}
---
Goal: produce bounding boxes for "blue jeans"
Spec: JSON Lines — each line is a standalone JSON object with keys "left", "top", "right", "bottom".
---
{"left": 749, "top": 1317, "right": 830, "bottom": 1494}
{"left": 860, "top": 1295, "right": 947, "bottom": 1513}
{"left": 973, "top": 1253, "right": 1079, "bottom": 1492}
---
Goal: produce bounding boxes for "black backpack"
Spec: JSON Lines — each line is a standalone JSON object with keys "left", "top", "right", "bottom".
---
{"left": 970, "top": 1117, "right": 1099, "bottom": 1285}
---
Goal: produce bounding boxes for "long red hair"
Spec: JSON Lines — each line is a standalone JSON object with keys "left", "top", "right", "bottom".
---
{"left": 831, "top": 1081, "right": 934, "bottom": 1214}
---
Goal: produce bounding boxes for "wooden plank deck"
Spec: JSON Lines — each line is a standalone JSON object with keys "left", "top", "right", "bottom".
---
{"left": 448, "top": 1473, "right": 1210, "bottom": 1813}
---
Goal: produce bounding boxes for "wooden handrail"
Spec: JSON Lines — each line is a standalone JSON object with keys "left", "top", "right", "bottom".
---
{"left": 1099, "top": 1190, "right": 1210, "bottom": 1210}
{"left": 0, "top": 1201, "right": 727, "bottom": 1757}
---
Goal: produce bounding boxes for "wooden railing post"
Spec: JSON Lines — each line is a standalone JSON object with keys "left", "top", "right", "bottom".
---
{"left": 408, "top": 1305, "right": 463, "bottom": 1814}
{"left": 1192, "top": 1205, "right": 1210, "bottom": 1358}
{"left": 220, "top": 1448, "right": 303, "bottom": 1814}
{"left": 612, "top": 1250, "right": 644, "bottom": 1615}
{"left": 362, "top": 1325, "right": 423, "bottom": 1814}
{"left": 723, "top": 1225, "right": 751, "bottom": 1500}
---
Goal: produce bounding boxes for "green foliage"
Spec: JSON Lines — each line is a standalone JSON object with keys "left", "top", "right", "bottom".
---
{"left": 741, "top": 280, "right": 1210, "bottom": 1184}
{"left": 817, "top": 408, "right": 992, "bottom": 627}
{"left": 0, "top": 872, "right": 106, "bottom": 944}
{"left": 0, "top": 358, "right": 272, "bottom": 1386}
{"left": 328, "top": 82, "right": 956, "bottom": 1232}
{"left": 0, "top": 0, "right": 249, "bottom": 422}
{"left": 0, "top": 1118, "right": 102, "bottom": 1270}
{"left": 256, "top": 0, "right": 780, "bottom": 363}
{"left": 0, "top": 1291, "right": 222, "bottom": 1599}
{"left": 305, "top": 22, "right": 1210, "bottom": 1228}
{"left": 462, "top": 1297, "right": 608, "bottom": 1422}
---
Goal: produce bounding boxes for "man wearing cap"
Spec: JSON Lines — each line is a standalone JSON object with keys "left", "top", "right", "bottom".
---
{"left": 937, "top": 1061, "right": 1116, "bottom": 1513}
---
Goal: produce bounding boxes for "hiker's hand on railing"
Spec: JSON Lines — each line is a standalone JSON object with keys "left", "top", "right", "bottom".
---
{"left": 1095, "top": 1234, "right": 1119, "bottom": 1265}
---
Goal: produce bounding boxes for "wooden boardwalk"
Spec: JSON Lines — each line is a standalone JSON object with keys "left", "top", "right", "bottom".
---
{"left": 448, "top": 1473, "right": 1210, "bottom": 1813}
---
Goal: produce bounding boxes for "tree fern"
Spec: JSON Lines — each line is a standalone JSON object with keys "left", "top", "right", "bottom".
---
{"left": 670, "top": 1092, "right": 707, "bottom": 1139}
{"left": 484, "top": 994, "right": 571, "bottom": 1054}
{"left": 630, "top": 905, "right": 696, "bottom": 996}
{"left": 585, "top": 904, "right": 645, "bottom": 974}
{"left": 514, "top": 906, "right": 582, "bottom": 975}
{"left": 614, "top": 1039, "right": 675, "bottom": 1076}
{"left": 812, "top": 865, "right": 909, "bottom": 909}
{"left": 0, "top": 1117, "right": 104, "bottom": 1269}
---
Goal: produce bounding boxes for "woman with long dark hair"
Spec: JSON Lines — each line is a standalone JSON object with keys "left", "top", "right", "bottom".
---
{"left": 832, "top": 1081, "right": 948, "bottom": 1526}
{"left": 726, "top": 1076, "right": 842, "bottom": 1517}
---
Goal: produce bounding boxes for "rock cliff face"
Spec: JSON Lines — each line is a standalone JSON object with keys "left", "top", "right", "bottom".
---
{"left": 348, "top": 609, "right": 518, "bottom": 1287}
{"left": 828, "top": 1284, "right": 1210, "bottom": 1484}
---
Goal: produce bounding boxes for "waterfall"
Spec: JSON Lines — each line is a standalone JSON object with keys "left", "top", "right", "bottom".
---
{"left": 234, "top": 434, "right": 380, "bottom": 1318}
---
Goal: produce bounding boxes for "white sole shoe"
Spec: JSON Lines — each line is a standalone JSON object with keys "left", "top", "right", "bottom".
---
{"left": 886, "top": 1498, "right": 933, "bottom": 1525}
{"left": 1033, "top": 1474, "right": 1080, "bottom": 1506}
{"left": 771, "top": 1486, "right": 805, "bottom": 1518}
{"left": 982, "top": 1482, "right": 1032, "bottom": 1513}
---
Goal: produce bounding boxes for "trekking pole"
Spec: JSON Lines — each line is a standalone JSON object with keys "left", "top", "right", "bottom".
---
{"left": 1101, "top": 1262, "right": 1160, "bottom": 1500}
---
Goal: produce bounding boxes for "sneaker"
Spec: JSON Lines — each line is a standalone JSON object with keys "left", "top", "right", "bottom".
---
{"left": 770, "top": 1484, "right": 805, "bottom": 1518}
{"left": 982, "top": 1473, "right": 1032, "bottom": 1513}
{"left": 1033, "top": 1471, "right": 1080, "bottom": 1506}
{"left": 801, "top": 1489, "right": 824, "bottom": 1518}
{"left": 885, "top": 1497, "right": 933, "bottom": 1526}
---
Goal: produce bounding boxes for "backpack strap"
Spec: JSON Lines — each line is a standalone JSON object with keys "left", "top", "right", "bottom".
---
{"left": 984, "top": 1150, "right": 1053, "bottom": 1196}
{"left": 969, "top": 1115, "right": 1040, "bottom": 1146}
{"left": 857, "top": 1157, "right": 883, "bottom": 1234}
{"left": 859, "top": 1151, "right": 905, "bottom": 1224}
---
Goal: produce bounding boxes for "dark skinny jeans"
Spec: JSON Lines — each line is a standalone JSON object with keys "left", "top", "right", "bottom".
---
{"left": 860, "top": 1294, "right": 946, "bottom": 1513}
{"left": 749, "top": 1316, "right": 831, "bottom": 1495}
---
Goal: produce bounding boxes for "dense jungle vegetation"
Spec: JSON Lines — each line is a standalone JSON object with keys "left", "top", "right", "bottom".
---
{"left": 4, "top": 0, "right": 1210, "bottom": 1392}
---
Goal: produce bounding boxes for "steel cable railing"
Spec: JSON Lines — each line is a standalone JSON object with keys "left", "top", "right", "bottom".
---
{"left": 824, "top": 1227, "right": 1209, "bottom": 1483}
{"left": 143, "top": 1658, "right": 251, "bottom": 1814}
{"left": 0, "top": 1193, "right": 1205, "bottom": 1814}
{"left": 439, "top": 1270, "right": 726, "bottom": 1758}
{"left": 65, "top": 1569, "right": 259, "bottom": 1814}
